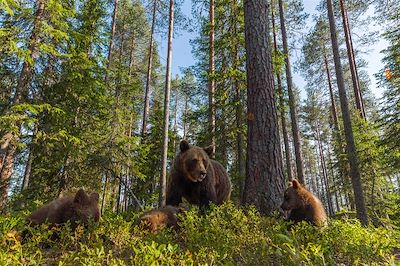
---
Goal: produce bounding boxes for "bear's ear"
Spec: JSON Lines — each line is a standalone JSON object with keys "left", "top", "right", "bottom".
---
{"left": 74, "top": 189, "right": 89, "bottom": 205}
{"left": 90, "top": 192, "right": 100, "bottom": 203}
{"left": 203, "top": 145, "right": 214, "bottom": 157}
{"left": 291, "top": 179, "right": 300, "bottom": 189}
{"left": 180, "top": 140, "right": 190, "bottom": 152}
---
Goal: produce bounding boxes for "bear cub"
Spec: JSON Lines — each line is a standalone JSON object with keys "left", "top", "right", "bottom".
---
{"left": 166, "top": 140, "right": 231, "bottom": 207}
{"left": 138, "top": 205, "right": 184, "bottom": 233}
{"left": 281, "top": 179, "right": 327, "bottom": 226}
{"left": 27, "top": 189, "right": 100, "bottom": 228}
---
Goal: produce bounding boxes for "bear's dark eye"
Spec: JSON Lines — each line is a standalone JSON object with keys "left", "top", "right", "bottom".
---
{"left": 284, "top": 195, "right": 289, "bottom": 200}
{"left": 191, "top": 159, "right": 198, "bottom": 164}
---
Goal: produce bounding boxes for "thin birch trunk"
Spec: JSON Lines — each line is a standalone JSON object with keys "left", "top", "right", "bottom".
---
{"left": 208, "top": 0, "right": 216, "bottom": 156}
{"left": 159, "top": 0, "right": 174, "bottom": 207}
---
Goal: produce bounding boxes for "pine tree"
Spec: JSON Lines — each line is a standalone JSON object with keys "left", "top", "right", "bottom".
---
{"left": 326, "top": 0, "right": 368, "bottom": 225}
{"left": 243, "top": 0, "right": 284, "bottom": 214}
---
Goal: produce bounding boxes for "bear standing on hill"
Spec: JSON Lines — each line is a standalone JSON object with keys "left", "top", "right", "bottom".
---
{"left": 280, "top": 179, "right": 327, "bottom": 226}
{"left": 166, "top": 140, "right": 231, "bottom": 207}
{"left": 27, "top": 189, "right": 100, "bottom": 227}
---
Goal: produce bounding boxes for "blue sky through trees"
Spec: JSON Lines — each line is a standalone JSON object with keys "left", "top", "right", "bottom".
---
{"left": 156, "top": 0, "right": 387, "bottom": 100}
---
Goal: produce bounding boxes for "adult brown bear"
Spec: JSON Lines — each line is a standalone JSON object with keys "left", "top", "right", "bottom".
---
{"left": 166, "top": 140, "right": 231, "bottom": 207}
{"left": 27, "top": 189, "right": 100, "bottom": 227}
{"left": 280, "top": 179, "right": 327, "bottom": 226}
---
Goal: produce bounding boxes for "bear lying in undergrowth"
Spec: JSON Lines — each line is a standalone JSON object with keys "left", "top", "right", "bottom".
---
{"left": 166, "top": 140, "right": 231, "bottom": 207}
{"left": 138, "top": 205, "right": 185, "bottom": 233}
{"left": 27, "top": 189, "right": 100, "bottom": 228}
{"left": 281, "top": 179, "right": 327, "bottom": 226}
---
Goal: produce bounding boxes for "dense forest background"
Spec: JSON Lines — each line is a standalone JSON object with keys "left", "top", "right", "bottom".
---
{"left": 0, "top": 0, "right": 399, "bottom": 228}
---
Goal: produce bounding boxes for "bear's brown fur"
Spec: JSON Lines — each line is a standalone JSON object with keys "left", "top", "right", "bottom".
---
{"left": 166, "top": 140, "right": 231, "bottom": 207}
{"left": 138, "top": 205, "right": 184, "bottom": 233}
{"left": 280, "top": 179, "right": 327, "bottom": 226}
{"left": 27, "top": 189, "right": 100, "bottom": 227}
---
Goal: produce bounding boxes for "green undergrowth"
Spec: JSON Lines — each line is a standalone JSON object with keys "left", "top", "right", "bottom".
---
{"left": 0, "top": 202, "right": 399, "bottom": 265}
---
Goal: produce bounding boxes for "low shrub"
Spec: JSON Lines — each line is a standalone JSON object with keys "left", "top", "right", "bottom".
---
{"left": 0, "top": 202, "right": 398, "bottom": 265}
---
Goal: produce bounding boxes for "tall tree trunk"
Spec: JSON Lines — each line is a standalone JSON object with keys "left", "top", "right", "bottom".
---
{"left": 159, "top": 0, "right": 174, "bottom": 207}
{"left": 278, "top": 0, "right": 305, "bottom": 183}
{"left": 0, "top": 141, "right": 15, "bottom": 212}
{"left": 101, "top": 173, "right": 109, "bottom": 215}
{"left": 315, "top": 124, "right": 333, "bottom": 215}
{"left": 326, "top": 0, "right": 368, "bottom": 225}
{"left": 0, "top": 0, "right": 46, "bottom": 211}
{"left": 109, "top": 20, "right": 125, "bottom": 144}
{"left": 339, "top": 0, "right": 366, "bottom": 120}
{"left": 314, "top": 146, "right": 324, "bottom": 201}
{"left": 272, "top": 2, "right": 293, "bottom": 182}
{"left": 116, "top": 174, "right": 122, "bottom": 213}
{"left": 208, "top": 0, "right": 216, "bottom": 156}
{"left": 128, "top": 36, "right": 136, "bottom": 77}
{"left": 323, "top": 48, "right": 340, "bottom": 133}
{"left": 0, "top": 133, "right": 13, "bottom": 171}
{"left": 0, "top": 133, "right": 15, "bottom": 204}
{"left": 21, "top": 126, "right": 38, "bottom": 191}
{"left": 142, "top": 0, "right": 157, "bottom": 137}
{"left": 13, "top": 0, "right": 45, "bottom": 105}
{"left": 243, "top": 0, "right": 285, "bottom": 214}
{"left": 21, "top": 147, "right": 33, "bottom": 191}
{"left": 123, "top": 114, "right": 133, "bottom": 211}
{"left": 112, "top": 176, "right": 120, "bottom": 213}
{"left": 172, "top": 90, "right": 179, "bottom": 153}
{"left": 324, "top": 28, "right": 353, "bottom": 213}
{"left": 231, "top": 0, "right": 246, "bottom": 202}
{"left": 327, "top": 144, "right": 340, "bottom": 212}
{"left": 58, "top": 155, "right": 71, "bottom": 196}
{"left": 218, "top": 55, "right": 228, "bottom": 167}
{"left": 105, "top": 0, "right": 119, "bottom": 82}
{"left": 123, "top": 168, "right": 129, "bottom": 212}
{"left": 183, "top": 93, "right": 188, "bottom": 140}
{"left": 306, "top": 145, "right": 320, "bottom": 198}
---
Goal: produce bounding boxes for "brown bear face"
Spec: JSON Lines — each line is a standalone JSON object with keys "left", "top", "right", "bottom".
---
{"left": 66, "top": 189, "right": 100, "bottom": 224}
{"left": 180, "top": 140, "right": 213, "bottom": 183}
{"left": 280, "top": 179, "right": 303, "bottom": 211}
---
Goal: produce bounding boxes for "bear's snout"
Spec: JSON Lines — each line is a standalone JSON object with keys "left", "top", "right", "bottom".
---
{"left": 195, "top": 170, "right": 206, "bottom": 182}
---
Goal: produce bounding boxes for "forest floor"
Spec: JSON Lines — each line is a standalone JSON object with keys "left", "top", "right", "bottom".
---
{"left": 1, "top": 203, "right": 399, "bottom": 265}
